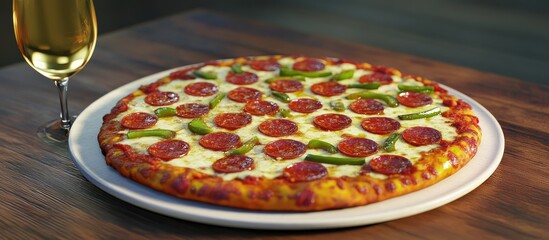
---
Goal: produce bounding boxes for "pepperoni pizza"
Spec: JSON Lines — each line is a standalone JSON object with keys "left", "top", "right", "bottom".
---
{"left": 98, "top": 56, "right": 481, "bottom": 211}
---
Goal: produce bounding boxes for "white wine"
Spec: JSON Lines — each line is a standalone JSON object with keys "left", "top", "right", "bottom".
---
{"left": 13, "top": 0, "right": 97, "bottom": 80}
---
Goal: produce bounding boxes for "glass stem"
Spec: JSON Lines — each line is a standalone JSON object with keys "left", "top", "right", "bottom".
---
{"left": 55, "top": 78, "right": 71, "bottom": 130}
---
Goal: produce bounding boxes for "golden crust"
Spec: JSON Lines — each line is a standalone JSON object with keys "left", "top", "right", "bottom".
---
{"left": 98, "top": 56, "right": 481, "bottom": 211}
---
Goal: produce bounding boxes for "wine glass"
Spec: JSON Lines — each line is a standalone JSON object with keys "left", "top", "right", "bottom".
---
{"left": 13, "top": 0, "right": 97, "bottom": 143}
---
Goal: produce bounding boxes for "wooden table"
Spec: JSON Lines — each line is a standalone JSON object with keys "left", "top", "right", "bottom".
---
{"left": 1, "top": 9, "right": 547, "bottom": 239}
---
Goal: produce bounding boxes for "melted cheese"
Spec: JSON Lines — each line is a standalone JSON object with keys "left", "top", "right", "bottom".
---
{"left": 117, "top": 57, "right": 457, "bottom": 181}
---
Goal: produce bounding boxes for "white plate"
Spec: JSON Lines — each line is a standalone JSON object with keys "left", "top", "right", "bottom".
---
{"left": 68, "top": 67, "right": 504, "bottom": 230}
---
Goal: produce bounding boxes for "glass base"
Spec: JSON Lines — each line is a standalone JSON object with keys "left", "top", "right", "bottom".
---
{"left": 36, "top": 115, "right": 77, "bottom": 144}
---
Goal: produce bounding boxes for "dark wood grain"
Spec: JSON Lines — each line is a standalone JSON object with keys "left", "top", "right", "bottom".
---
{"left": 192, "top": 0, "right": 549, "bottom": 85}
{"left": 0, "top": 9, "right": 547, "bottom": 239}
{"left": 2, "top": 0, "right": 548, "bottom": 85}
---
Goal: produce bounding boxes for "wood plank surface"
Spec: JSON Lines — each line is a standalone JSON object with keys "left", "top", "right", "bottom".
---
{"left": 1, "top": 0, "right": 547, "bottom": 85}
{"left": 195, "top": 0, "right": 549, "bottom": 85}
{"left": 0, "top": 9, "right": 547, "bottom": 239}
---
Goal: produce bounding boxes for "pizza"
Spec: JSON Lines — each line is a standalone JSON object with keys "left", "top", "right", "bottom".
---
{"left": 97, "top": 55, "right": 481, "bottom": 211}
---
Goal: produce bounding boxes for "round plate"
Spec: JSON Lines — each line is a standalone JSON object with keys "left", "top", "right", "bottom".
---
{"left": 68, "top": 67, "right": 504, "bottom": 230}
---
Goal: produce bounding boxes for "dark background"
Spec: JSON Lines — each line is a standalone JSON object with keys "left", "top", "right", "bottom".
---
{"left": 1, "top": 0, "right": 547, "bottom": 84}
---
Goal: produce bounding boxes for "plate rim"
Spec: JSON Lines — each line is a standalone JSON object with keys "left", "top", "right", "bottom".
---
{"left": 68, "top": 65, "right": 504, "bottom": 230}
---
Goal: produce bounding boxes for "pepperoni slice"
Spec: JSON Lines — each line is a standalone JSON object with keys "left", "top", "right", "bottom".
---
{"left": 402, "top": 126, "right": 442, "bottom": 146}
{"left": 337, "top": 137, "right": 378, "bottom": 157}
{"left": 361, "top": 117, "right": 401, "bottom": 135}
{"left": 148, "top": 140, "right": 190, "bottom": 161}
{"left": 214, "top": 113, "right": 252, "bottom": 130}
{"left": 288, "top": 98, "right": 322, "bottom": 113}
{"left": 359, "top": 72, "right": 393, "bottom": 85}
{"left": 144, "top": 91, "right": 179, "bottom": 106}
{"left": 369, "top": 155, "right": 413, "bottom": 175}
{"left": 269, "top": 79, "right": 304, "bottom": 93}
{"left": 250, "top": 59, "right": 281, "bottom": 71}
{"left": 310, "top": 81, "right": 347, "bottom": 96}
{"left": 168, "top": 66, "right": 199, "bottom": 80}
{"left": 227, "top": 87, "right": 263, "bottom": 103}
{"left": 121, "top": 112, "right": 158, "bottom": 129}
{"left": 359, "top": 164, "right": 373, "bottom": 175}
{"left": 169, "top": 65, "right": 200, "bottom": 80}
{"left": 199, "top": 132, "right": 241, "bottom": 151}
{"left": 184, "top": 82, "right": 218, "bottom": 96}
{"left": 212, "top": 155, "right": 254, "bottom": 173}
{"left": 226, "top": 72, "right": 259, "bottom": 85}
{"left": 397, "top": 92, "right": 433, "bottom": 107}
{"left": 175, "top": 103, "right": 209, "bottom": 118}
{"left": 258, "top": 119, "right": 298, "bottom": 137}
{"left": 313, "top": 114, "right": 352, "bottom": 131}
{"left": 282, "top": 161, "right": 328, "bottom": 182}
{"left": 244, "top": 100, "right": 279, "bottom": 116}
{"left": 349, "top": 99, "right": 384, "bottom": 115}
{"left": 264, "top": 139, "right": 306, "bottom": 160}
{"left": 293, "top": 58, "right": 325, "bottom": 72}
